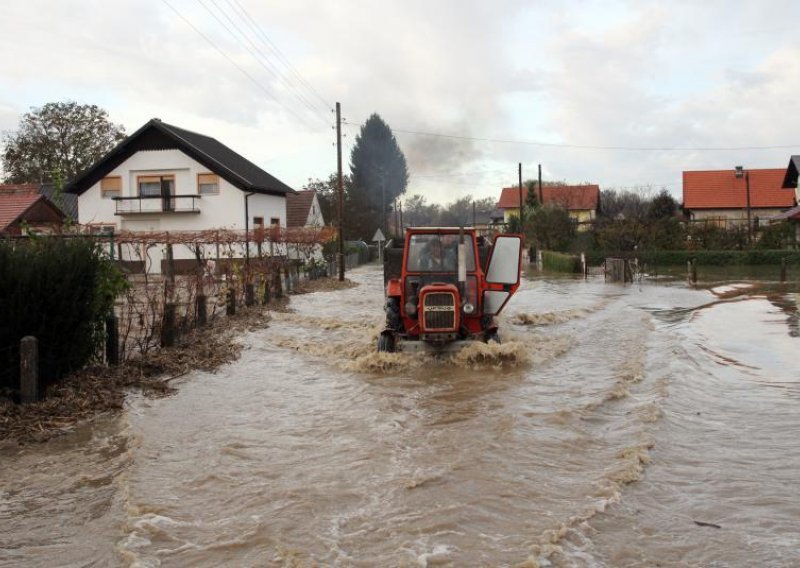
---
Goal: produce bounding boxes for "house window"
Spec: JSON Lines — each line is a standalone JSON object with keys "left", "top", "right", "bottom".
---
{"left": 101, "top": 176, "right": 121, "bottom": 199}
{"left": 270, "top": 217, "right": 280, "bottom": 227}
{"left": 253, "top": 216, "right": 264, "bottom": 228}
{"left": 88, "top": 224, "right": 116, "bottom": 235}
{"left": 198, "top": 173, "right": 219, "bottom": 195}
{"left": 138, "top": 175, "right": 174, "bottom": 197}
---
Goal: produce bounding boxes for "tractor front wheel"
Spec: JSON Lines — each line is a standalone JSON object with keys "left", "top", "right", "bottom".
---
{"left": 378, "top": 331, "right": 396, "bottom": 353}
{"left": 485, "top": 329, "right": 501, "bottom": 344}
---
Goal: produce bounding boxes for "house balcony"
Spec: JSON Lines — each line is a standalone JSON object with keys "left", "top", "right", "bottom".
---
{"left": 114, "top": 195, "right": 201, "bottom": 215}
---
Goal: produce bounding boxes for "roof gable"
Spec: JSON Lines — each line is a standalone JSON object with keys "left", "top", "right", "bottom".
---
{"left": 65, "top": 119, "right": 296, "bottom": 197}
{"left": 782, "top": 156, "right": 800, "bottom": 188}
{"left": 683, "top": 169, "right": 794, "bottom": 209}
{"left": 286, "top": 190, "right": 319, "bottom": 227}
{"left": 0, "top": 193, "right": 65, "bottom": 232}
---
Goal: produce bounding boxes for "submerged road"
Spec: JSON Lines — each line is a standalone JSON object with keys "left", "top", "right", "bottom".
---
{"left": 1, "top": 265, "right": 799, "bottom": 567}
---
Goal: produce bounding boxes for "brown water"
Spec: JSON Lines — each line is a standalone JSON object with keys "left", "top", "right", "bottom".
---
{"left": 1, "top": 266, "right": 799, "bottom": 567}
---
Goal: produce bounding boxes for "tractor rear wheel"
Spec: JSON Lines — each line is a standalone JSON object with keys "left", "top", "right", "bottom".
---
{"left": 378, "top": 331, "right": 396, "bottom": 353}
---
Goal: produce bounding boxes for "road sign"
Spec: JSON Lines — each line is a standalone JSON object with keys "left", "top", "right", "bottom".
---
{"left": 372, "top": 228, "right": 385, "bottom": 243}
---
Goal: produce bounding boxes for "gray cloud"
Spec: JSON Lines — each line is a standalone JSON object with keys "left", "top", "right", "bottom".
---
{"left": 2, "top": 0, "right": 800, "bottom": 203}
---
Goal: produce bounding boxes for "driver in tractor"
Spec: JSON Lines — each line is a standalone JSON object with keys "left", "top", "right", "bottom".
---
{"left": 419, "top": 236, "right": 457, "bottom": 271}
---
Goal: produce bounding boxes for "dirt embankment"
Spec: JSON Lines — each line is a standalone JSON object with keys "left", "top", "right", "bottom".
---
{"left": 0, "top": 277, "right": 357, "bottom": 445}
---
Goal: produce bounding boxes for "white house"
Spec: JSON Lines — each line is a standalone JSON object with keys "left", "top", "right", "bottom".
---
{"left": 286, "top": 190, "right": 325, "bottom": 229}
{"left": 286, "top": 190, "right": 327, "bottom": 262}
{"left": 65, "top": 118, "right": 297, "bottom": 272}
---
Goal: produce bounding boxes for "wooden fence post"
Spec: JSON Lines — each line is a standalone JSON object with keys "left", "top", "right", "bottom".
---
{"left": 165, "top": 243, "right": 175, "bottom": 285}
{"left": 226, "top": 287, "right": 236, "bottom": 315}
{"left": 263, "top": 277, "right": 271, "bottom": 304}
{"left": 245, "top": 283, "right": 255, "bottom": 306}
{"left": 106, "top": 314, "right": 119, "bottom": 366}
{"left": 272, "top": 269, "right": 283, "bottom": 298}
{"left": 196, "top": 294, "right": 207, "bottom": 326}
{"left": 162, "top": 302, "right": 177, "bottom": 347}
{"left": 20, "top": 336, "right": 39, "bottom": 404}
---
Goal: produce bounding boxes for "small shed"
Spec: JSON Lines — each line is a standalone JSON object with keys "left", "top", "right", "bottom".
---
{"left": 0, "top": 191, "right": 66, "bottom": 236}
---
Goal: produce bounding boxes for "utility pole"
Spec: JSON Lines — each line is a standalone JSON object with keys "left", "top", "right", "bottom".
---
{"left": 399, "top": 200, "right": 404, "bottom": 233}
{"left": 518, "top": 162, "right": 523, "bottom": 224}
{"left": 336, "top": 102, "right": 345, "bottom": 281}
{"left": 538, "top": 163, "right": 543, "bottom": 204}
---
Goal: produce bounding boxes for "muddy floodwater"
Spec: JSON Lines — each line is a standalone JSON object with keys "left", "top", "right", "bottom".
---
{"left": 2, "top": 265, "right": 799, "bottom": 567}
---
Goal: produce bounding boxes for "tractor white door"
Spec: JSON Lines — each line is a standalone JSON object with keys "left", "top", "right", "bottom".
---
{"left": 483, "top": 235, "right": 523, "bottom": 315}
{"left": 485, "top": 235, "right": 522, "bottom": 285}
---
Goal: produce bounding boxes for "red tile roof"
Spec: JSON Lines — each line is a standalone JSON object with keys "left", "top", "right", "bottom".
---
{"left": 683, "top": 169, "right": 795, "bottom": 209}
{"left": 497, "top": 184, "right": 600, "bottom": 211}
{"left": 286, "top": 190, "right": 317, "bottom": 227}
{"left": 0, "top": 193, "right": 45, "bottom": 232}
{"left": 0, "top": 183, "right": 39, "bottom": 195}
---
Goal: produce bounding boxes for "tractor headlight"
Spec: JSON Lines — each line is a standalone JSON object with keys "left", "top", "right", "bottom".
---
{"left": 463, "top": 302, "right": 475, "bottom": 314}
{"left": 405, "top": 300, "right": 418, "bottom": 316}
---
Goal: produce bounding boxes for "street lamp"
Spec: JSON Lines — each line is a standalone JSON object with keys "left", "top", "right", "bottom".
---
{"left": 734, "top": 165, "right": 752, "bottom": 244}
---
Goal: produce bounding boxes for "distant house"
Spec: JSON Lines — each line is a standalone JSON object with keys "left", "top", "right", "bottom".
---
{"left": 777, "top": 156, "right": 800, "bottom": 240}
{"left": 497, "top": 184, "right": 600, "bottom": 227}
{"left": 64, "top": 118, "right": 297, "bottom": 272}
{"left": 682, "top": 168, "right": 795, "bottom": 226}
{"left": 0, "top": 185, "right": 66, "bottom": 236}
{"left": 286, "top": 190, "right": 324, "bottom": 228}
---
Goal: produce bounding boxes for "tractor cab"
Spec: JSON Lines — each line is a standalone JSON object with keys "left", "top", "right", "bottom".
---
{"left": 380, "top": 227, "right": 523, "bottom": 352}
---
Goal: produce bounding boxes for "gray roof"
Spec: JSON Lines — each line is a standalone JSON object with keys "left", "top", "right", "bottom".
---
{"left": 39, "top": 183, "right": 78, "bottom": 221}
{"left": 770, "top": 204, "right": 800, "bottom": 220}
{"left": 65, "top": 118, "right": 296, "bottom": 197}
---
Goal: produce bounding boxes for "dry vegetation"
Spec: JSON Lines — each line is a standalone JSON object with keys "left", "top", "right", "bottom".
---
{"left": 0, "top": 277, "right": 357, "bottom": 445}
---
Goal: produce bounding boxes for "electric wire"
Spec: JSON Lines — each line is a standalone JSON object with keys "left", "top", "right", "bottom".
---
{"left": 160, "top": 0, "right": 314, "bottom": 129}
{"left": 342, "top": 120, "right": 799, "bottom": 152}
{"left": 228, "top": 0, "right": 333, "bottom": 114}
{"left": 203, "top": 0, "right": 330, "bottom": 126}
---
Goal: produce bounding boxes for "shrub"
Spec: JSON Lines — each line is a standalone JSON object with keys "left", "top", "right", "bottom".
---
{"left": 541, "top": 250, "right": 581, "bottom": 273}
{"left": 0, "top": 236, "right": 128, "bottom": 395}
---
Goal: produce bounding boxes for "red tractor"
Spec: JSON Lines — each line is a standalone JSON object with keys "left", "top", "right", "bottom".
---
{"left": 379, "top": 227, "right": 523, "bottom": 352}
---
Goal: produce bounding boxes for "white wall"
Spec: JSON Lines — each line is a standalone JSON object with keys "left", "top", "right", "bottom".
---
{"left": 306, "top": 193, "right": 325, "bottom": 226}
{"left": 77, "top": 149, "right": 290, "bottom": 271}
{"left": 77, "top": 149, "right": 288, "bottom": 232}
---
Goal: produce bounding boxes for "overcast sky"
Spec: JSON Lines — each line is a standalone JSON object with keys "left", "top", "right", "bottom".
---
{"left": 1, "top": 0, "right": 799, "bottom": 205}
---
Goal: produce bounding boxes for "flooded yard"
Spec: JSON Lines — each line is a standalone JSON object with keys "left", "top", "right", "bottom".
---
{"left": 1, "top": 264, "right": 798, "bottom": 567}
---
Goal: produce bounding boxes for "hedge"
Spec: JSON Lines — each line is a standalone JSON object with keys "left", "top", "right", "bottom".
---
{"left": 584, "top": 250, "right": 800, "bottom": 266}
{"left": 0, "top": 237, "right": 127, "bottom": 396}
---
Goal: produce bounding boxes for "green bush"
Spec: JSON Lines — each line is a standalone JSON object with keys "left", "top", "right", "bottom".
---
{"left": 541, "top": 250, "right": 581, "bottom": 272}
{"left": 584, "top": 249, "right": 800, "bottom": 266}
{"left": 0, "top": 237, "right": 128, "bottom": 395}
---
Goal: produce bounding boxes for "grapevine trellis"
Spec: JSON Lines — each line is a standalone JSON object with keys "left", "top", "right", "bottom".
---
{"left": 109, "top": 226, "right": 335, "bottom": 360}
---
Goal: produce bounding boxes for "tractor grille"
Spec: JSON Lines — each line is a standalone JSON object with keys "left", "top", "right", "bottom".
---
{"left": 422, "top": 292, "right": 456, "bottom": 331}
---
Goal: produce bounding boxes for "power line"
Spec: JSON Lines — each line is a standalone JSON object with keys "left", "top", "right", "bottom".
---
{"left": 160, "top": 0, "right": 312, "bottom": 127}
{"left": 227, "top": 0, "right": 333, "bottom": 113}
{"left": 195, "top": 0, "right": 328, "bottom": 127}
{"left": 342, "top": 120, "right": 800, "bottom": 152}
{"left": 207, "top": 0, "right": 328, "bottom": 122}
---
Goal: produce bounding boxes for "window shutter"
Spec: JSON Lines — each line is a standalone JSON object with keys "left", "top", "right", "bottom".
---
{"left": 101, "top": 177, "right": 121, "bottom": 191}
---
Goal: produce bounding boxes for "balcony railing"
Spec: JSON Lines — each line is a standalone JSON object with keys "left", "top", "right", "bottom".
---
{"left": 114, "top": 195, "right": 201, "bottom": 215}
